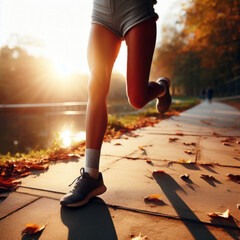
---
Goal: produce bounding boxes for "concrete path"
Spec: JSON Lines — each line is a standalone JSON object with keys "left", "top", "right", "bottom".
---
{"left": 0, "top": 101, "right": 240, "bottom": 240}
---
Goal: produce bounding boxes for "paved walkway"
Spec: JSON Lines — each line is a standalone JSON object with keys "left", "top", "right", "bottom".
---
{"left": 0, "top": 101, "right": 240, "bottom": 240}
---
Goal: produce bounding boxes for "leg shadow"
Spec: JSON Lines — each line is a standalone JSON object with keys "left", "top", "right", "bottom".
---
{"left": 61, "top": 197, "right": 118, "bottom": 240}
{"left": 153, "top": 173, "right": 217, "bottom": 240}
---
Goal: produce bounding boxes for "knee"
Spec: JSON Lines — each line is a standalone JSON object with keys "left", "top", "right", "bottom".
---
{"left": 127, "top": 92, "right": 145, "bottom": 109}
{"left": 88, "top": 71, "right": 110, "bottom": 100}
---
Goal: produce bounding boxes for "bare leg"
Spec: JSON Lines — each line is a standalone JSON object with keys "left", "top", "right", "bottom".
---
{"left": 86, "top": 24, "right": 121, "bottom": 149}
{"left": 125, "top": 18, "right": 165, "bottom": 109}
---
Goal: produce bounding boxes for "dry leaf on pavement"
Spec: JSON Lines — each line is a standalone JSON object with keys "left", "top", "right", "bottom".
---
{"left": 201, "top": 174, "right": 215, "bottom": 180}
{"left": 144, "top": 194, "right": 162, "bottom": 202}
{"left": 22, "top": 223, "right": 46, "bottom": 235}
{"left": 176, "top": 132, "right": 184, "bottom": 136}
{"left": 184, "top": 150, "right": 193, "bottom": 155}
{"left": 227, "top": 173, "right": 240, "bottom": 181}
{"left": 208, "top": 209, "right": 230, "bottom": 219}
{"left": 131, "top": 233, "right": 148, "bottom": 240}
{"left": 168, "top": 137, "right": 179, "bottom": 142}
{"left": 183, "top": 142, "right": 196, "bottom": 146}
{"left": 178, "top": 159, "right": 192, "bottom": 164}
{"left": 180, "top": 174, "right": 189, "bottom": 179}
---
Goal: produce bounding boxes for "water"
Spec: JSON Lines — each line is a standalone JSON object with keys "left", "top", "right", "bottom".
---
{"left": 0, "top": 101, "right": 156, "bottom": 155}
{"left": 0, "top": 109, "right": 86, "bottom": 155}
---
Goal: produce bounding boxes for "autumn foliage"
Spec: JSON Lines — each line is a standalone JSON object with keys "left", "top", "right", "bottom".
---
{"left": 152, "top": 0, "right": 240, "bottom": 96}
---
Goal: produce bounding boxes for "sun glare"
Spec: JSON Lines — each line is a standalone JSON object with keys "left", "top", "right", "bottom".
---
{"left": 53, "top": 62, "right": 73, "bottom": 77}
{"left": 59, "top": 129, "right": 86, "bottom": 147}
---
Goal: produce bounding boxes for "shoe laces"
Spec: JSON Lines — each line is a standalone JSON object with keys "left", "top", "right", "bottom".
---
{"left": 69, "top": 167, "right": 86, "bottom": 187}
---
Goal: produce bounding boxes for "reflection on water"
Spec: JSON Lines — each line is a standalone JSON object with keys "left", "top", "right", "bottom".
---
{"left": 0, "top": 101, "right": 154, "bottom": 154}
{"left": 0, "top": 111, "right": 86, "bottom": 154}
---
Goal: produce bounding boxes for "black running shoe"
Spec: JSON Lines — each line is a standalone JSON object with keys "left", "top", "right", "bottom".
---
{"left": 60, "top": 168, "right": 107, "bottom": 207}
{"left": 156, "top": 77, "right": 172, "bottom": 116}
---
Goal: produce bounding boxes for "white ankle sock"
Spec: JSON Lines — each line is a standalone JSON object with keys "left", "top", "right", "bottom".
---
{"left": 85, "top": 148, "right": 100, "bottom": 179}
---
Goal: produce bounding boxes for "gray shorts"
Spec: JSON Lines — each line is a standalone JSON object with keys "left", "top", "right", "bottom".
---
{"left": 91, "top": 0, "right": 159, "bottom": 38}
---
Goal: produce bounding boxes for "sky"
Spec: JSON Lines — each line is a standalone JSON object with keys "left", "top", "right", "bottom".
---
{"left": 0, "top": 0, "right": 182, "bottom": 76}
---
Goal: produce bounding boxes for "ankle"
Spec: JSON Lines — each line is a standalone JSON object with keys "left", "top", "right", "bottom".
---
{"left": 85, "top": 167, "right": 99, "bottom": 179}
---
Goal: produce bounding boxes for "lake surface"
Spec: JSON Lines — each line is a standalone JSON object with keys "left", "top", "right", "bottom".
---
{"left": 0, "top": 101, "right": 146, "bottom": 154}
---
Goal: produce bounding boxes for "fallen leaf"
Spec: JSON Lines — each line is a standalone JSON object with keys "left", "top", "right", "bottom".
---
{"left": 146, "top": 160, "right": 152, "bottom": 164}
{"left": 198, "top": 162, "right": 213, "bottom": 166}
{"left": 131, "top": 233, "right": 148, "bottom": 240}
{"left": 153, "top": 170, "right": 165, "bottom": 174}
{"left": 144, "top": 194, "right": 162, "bottom": 202}
{"left": 201, "top": 120, "right": 211, "bottom": 125}
{"left": 114, "top": 143, "right": 122, "bottom": 146}
{"left": 20, "top": 172, "right": 31, "bottom": 177}
{"left": 201, "top": 174, "right": 215, "bottom": 180}
{"left": 168, "top": 137, "right": 179, "bottom": 142}
{"left": 184, "top": 150, "right": 193, "bottom": 155}
{"left": 208, "top": 209, "right": 230, "bottom": 219}
{"left": 222, "top": 142, "right": 231, "bottom": 146}
{"left": 176, "top": 132, "right": 184, "bottom": 136}
{"left": 227, "top": 173, "right": 240, "bottom": 181}
{"left": 22, "top": 223, "right": 46, "bottom": 235}
{"left": 138, "top": 146, "right": 144, "bottom": 150}
{"left": 68, "top": 153, "right": 81, "bottom": 158}
{"left": 183, "top": 142, "right": 196, "bottom": 146}
{"left": 180, "top": 173, "right": 189, "bottom": 179}
{"left": 178, "top": 159, "right": 192, "bottom": 164}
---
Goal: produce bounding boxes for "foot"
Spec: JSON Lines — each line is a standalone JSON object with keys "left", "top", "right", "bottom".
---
{"left": 60, "top": 168, "right": 107, "bottom": 207}
{"left": 156, "top": 77, "right": 172, "bottom": 116}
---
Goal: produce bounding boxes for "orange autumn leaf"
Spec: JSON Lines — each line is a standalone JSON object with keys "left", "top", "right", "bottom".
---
{"left": 208, "top": 209, "right": 230, "bottom": 219}
{"left": 22, "top": 223, "right": 46, "bottom": 235}
{"left": 176, "top": 132, "right": 184, "bottom": 136}
{"left": 144, "top": 194, "right": 162, "bottom": 202}
{"left": 138, "top": 146, "right": 144, "bottom": 150}
{"left": 178, "top": 159, "right": 192, "bottom": 164}
{"left": 114, "top": 143, "right": 122, "bottom": 146}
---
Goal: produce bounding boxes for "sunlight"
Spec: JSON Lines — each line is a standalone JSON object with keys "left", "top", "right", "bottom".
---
{"left": 74, "top": 131, "right": 86, "bottom": 142}
{"left": 59, "top": 129, "right": 72, "bottom": 147}
{"left": 59, "top": 129, "right": 86, "bottom": 147}
{"left": 53, "top": 62, "right": 73, "bottom": 77}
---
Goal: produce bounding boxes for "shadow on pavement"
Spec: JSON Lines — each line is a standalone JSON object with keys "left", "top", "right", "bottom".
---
{"left": 21, "top": 232, "right": 43, "bottom": 240}
{"left": 61, "top": 197, "right": 118, "bottom": 240}
{"left": 210, "top": 217, "right": 240, "bottom": 240}
{"left": 153, "top": 173, "right": 217, "bottom": 240}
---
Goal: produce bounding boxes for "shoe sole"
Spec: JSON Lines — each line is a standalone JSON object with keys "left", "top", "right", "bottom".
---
{"left": 64, "top": 185, "right": 107, "bottom": 207}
